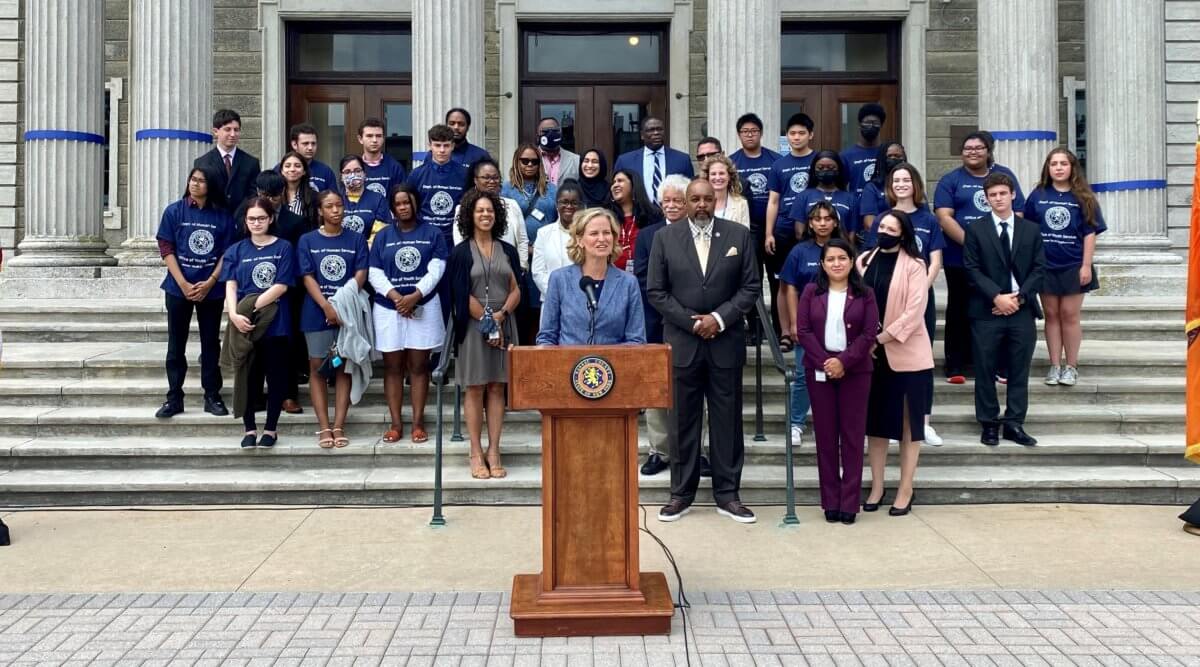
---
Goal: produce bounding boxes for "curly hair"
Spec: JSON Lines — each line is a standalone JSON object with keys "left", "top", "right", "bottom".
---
{"left": 701, "top": 154, "right": 744, "bottom": 198}
{"left": 566, "top": 207, "right": 623, "bottom": 265}
{"left": 455, "top": 188, "right": 508, "bottom": 242}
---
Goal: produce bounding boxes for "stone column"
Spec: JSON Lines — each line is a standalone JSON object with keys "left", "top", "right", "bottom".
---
{"left": 412, "top": 0, "right": 485, "bottom": 146}
{"left": 120, "top": 0, "right": 214, "bottom": 265}
{"left": 1086, "top": 0, "right": 1174, "bottom": 262}
{"left": 976, "top": 0, "right": 1057, "bottom": 193}
{"left": 706, "top": 0, "right": 780, "bottom": 155}
{"left": 11, "top": 0, "right": 115, "bottom": 266}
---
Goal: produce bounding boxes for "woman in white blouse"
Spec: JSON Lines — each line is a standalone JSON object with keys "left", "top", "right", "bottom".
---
{"left": 531, "top": 179, "right": 583, "bottom": 295}
{"left": 702, "top": 154, "right": 750, "bottom": 228}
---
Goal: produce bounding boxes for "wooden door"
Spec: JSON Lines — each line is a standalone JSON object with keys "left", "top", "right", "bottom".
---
{"left": 819, "top": 84, "right": 900, "bottom": 152}
{"left": 780, "top": 84, "right": 822, "bottom": 151}
{"left": 287, "top": 84, "right": 365, "bottom": 166}
{"left": 592, "top": 85, "right": 670, "bottom": 163}
{"left": 365, "top": 84, "right": 414, "bottom": 171}
{"left": 521, "top": 84, "right": 670, "bottom": 166}
{"left": 521, "top": 86, "right": 595, "bottom": 163}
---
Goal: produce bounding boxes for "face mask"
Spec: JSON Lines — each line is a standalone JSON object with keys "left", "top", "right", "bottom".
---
{"left": 860, "top": 124, "right": 881, "bottom": 142}
{"left": 885, "top": 157, "right": 905, "bottom": 172}
{"left": 815, "top": 169, "right": 838, "bottom": 185}
{"left": 342, "top": 173, "right": 365, "bottom": 189}
{"left": 876, "top": 233, "right": 901, "bottom": 250}
{"left": 540, "top": 128, "right": 563, "bottom": 151}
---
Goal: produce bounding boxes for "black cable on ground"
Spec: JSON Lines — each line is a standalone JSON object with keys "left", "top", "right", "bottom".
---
{"left": 639, "top": 504, "right": 695, "bottom": 667}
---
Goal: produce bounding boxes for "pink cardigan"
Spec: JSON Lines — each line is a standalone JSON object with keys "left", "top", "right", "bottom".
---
{"left": 856, "top": 249, "right": 935, "bottom": 372}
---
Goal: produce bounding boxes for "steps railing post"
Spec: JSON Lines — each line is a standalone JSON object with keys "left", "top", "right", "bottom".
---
{"left": 753, "top": 310, "right": 766, "bottom": 441}
{"left": 451, "top": 385, "right": 464, "bottom": 442}
{"left": 430, "top": 373, "right": 446, "bottom": 527}
{"left": 781, "top": 367, "right": 799, "bottom": 525}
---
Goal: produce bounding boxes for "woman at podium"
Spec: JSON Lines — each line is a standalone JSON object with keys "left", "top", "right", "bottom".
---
{"left": 536, "top": 208, "right": 646, "bottom": 345}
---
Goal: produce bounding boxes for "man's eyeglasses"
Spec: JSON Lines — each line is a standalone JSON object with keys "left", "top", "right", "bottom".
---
{"left": 962, "top": 146, "right": 988, "bottom": 154}
{"left": 738, "top": 128, "right": 762, "bottom": 136}
{"left": 696, "top": 152, "right": 721, "bottom": 162}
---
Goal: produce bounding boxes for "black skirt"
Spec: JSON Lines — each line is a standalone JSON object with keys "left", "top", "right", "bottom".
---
{"left": 1043, "top": 264, "right": 1099, "bottom": 296}
{"left": 866, "top": 351, "right": 933, "bottom": 442}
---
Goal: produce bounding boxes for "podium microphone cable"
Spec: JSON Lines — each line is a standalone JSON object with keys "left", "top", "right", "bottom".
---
{"left": 639, "top": 504, "right": 697, "bottom": 666}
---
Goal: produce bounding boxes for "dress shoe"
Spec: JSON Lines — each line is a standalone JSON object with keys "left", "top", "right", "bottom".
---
{"left": 640, "top": 453, "right": 669, "bottom": 476}
{"left": 700, "top": 455, "right": 712, "bottom": 478}
{"left": 863, "top": 489, "right": 888, "bottom": 512}
{"left": 282, "top": 399, "right": 304, "bottom": 414}
{"left": 840, "top": 512, "right": 856, "bottom": 525}
{"left": 1002, "top": 425, "right": 1038, "bottom": 447}
{"left": 716, "top": 500, "right": 756, "bottom": 524}
{"left": 981, "top": 425, "right": 1000, "bottom": 446}
{"left": 155, "top": 400, "right": 183, "bottom": 419}
{"left": 824, "top": 510, "right": 840, "bottom": 523}
{"left": 889, "top": 493, "right": 915, "bottom": 516}
{"left": 657, "top": 498, "right": 691, "bottom": 522}
{"left": 204, "top": 394, "right": 229, "bottom": 416}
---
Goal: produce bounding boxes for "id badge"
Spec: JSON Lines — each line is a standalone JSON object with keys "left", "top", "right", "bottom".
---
{"left": 531, "top": 208, "right": 546, "bottom": 221}
{"left": 815, "top": 370, "right": 827, "bottom": 383}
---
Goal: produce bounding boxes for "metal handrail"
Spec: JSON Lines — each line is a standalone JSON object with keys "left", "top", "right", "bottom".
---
{"left": 750, "top": 297, "right": 799, "bottom": 525}
{"left": 429, "top": 316, "right": 456, "bottom": 527}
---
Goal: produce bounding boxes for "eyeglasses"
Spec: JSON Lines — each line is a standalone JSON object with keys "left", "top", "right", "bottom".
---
{"left": 476, "top": 174, "right": 501, "bottom": 182}
{"left": 518, "top": 158, "right": 540, "bottom": 166}
{"left": 341, "top": 168, "right": 365, "bottom": 175}
{"left": 696, "top": 152, "right": 721, "bottom": 162}
{"left": 246, "top": 215, "right": 271, "bottom": 223}
{"left": 962, "top": 146, "right": 988, "bottom": 154}
{"left": 738, "top": 128, "right": 762, "bottom": 136}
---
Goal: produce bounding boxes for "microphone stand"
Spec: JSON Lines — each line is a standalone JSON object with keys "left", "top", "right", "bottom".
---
{"left": 587, "top": 301, "right": 597, "bottom": 345}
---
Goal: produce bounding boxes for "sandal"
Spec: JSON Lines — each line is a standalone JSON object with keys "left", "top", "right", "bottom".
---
{"left": 332, "top": 427, "right": 350, "bottom": 448}
{"left": 779, "top": 334, "right": 795, "bottom": 353}
{"left": 470, "top": 453, "right": 490, "bottom": 479}
{"left": 316, "top": 428, "right": 335, "bottom": 449}
{"left": 382, "top": 424, "right": 403, "bottom": 443}
{"left": 486, "top": 451, "right": 507, "bottom": 479}
{"left": 411, "top": 425, "right": 428, "bottom": 444}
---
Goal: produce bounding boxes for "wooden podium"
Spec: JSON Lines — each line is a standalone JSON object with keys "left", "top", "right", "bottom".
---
{"left": 507, "top": 344, "right": 675, "bottom": 637}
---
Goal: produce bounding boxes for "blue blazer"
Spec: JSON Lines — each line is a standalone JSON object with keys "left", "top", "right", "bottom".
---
{"left": 612, "top": 146, "right": 696, "bottom": 182}
{"left": 536, "top": 264, "right": 647, "bottom": 345}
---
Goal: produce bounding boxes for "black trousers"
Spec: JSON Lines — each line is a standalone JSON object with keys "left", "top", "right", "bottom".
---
{"left": 285, "top": 287, "right": 308, "bottom": 401}
{"left": 244, "top": 336, "right": 290, "bottom": 432}
{"left": 670, "top": 354, "right": 744, "bottom": 505}
{"left": 164, "top": 293, "right": 224, "bottom": 402}
{"left": 942, "top": 266, "right": 974, "bottom": 377}
{"left": 765, "top": 232, "right": 798, "bottom": 340}
{"left": 970, "top": 308, "right": 1036, "bottom": 427}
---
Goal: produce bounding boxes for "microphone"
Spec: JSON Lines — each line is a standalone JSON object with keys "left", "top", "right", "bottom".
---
{"left": 579, "top": 276, "right": 598, "bottom": 311}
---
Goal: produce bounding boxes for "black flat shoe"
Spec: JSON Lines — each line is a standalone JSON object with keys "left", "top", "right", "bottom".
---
{"left": 863, "top": 489, "right": 887, "bottom": 512}
{"left": 258, "top": 433, "right": 277, "bottom": 448}
{"left": 824, "top": 510, "right": 840, "bottom": 523}
{"left": 240, "top": 434, "right": 257, "bottom": 448}
{"left": 840, "top": 512, "right": 856, "bottom": 525}
{"left": 889, "top": 493, "right": 915, "bottom": 516}
{"left": 640, "top": 453, "right": 668, "bottom": 476}
{"left": 204, "top": 394, "right": 229, "bottom": 416}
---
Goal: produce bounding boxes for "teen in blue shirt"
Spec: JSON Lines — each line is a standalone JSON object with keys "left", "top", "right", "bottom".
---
{"left": 1024, "top": 148, "right": 1106, "bottom": 387}
{"left": 337, "top": 155, "right": 392, "bottom": 241}
{"left": 446, "top": 107, "right": 493, "bottom": 168}
{"left": 407, "top": 124, "right": 469, "bottom": 249}
{"left": 297, "top": 190, "right": 369, "bottom": 449}
{"left": 220, "top": 197, "right": 298, "bottom": 449}
{"left": 841, "top": 103, "right": 887, "bottom": 194}
{"left": 729, "top": 113, "right": 782, "bottom": 239}
{"left": 356, "top": 117, "right": 407, "bottom": 197}
{"left": 154, "top": 166, "right": 236, "bottom": 419}
{"left": 284, "top": 124, "right": 338, "bottom": 193}
{"left": 788, "top": 150, "right": 858, "bottom": 237}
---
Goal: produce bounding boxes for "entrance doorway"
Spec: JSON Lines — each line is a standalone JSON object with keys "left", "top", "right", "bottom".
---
{"left": 519, "top": 26, "right": 670, "bottom": 165}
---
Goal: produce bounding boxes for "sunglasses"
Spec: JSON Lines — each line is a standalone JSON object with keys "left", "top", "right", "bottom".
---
{"left": 696, "top": 152, "right": 721, "bottom": 162}
{"left": 519, "top": 158, "right": 540, "bottom": 166}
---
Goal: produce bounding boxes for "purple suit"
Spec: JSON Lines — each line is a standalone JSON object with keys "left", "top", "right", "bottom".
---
{"left": 795, "top": 282, "right": 880, "bottom": 514}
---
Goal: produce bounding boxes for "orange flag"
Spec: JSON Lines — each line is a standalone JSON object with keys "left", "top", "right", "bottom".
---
{"left": 1188, "top": 112, "right": 1200, "bottom": 463}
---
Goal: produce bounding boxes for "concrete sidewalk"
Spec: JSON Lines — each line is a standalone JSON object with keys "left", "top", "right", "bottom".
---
{"left": 1, "top": 504, "right": 1198, "bottom": 593}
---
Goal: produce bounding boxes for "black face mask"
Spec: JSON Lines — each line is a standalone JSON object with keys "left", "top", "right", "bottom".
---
{"left": 815, "top": 169, "right": 839, "bottom": 185}
{"left": 860, "top": 124, "right": 881, "bottom": 142}
{"left": 885, "top": 157, "right": 905, "bottom": 172}
{"left": 876, "top": 233, "right": 901, "bottom": 250}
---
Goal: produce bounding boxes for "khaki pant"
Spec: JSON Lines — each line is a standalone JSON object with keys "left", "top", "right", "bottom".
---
{"left": 645, "top": 403, "right": 708, "bottom": 462}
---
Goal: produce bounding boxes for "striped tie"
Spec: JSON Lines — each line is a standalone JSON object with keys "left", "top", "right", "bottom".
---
{"left": 651, "top": 150, "right": 662, "bottom": 203}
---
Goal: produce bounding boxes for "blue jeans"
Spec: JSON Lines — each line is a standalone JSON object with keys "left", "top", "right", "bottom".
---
{"left": 790, "top": 347, "right": 810, "bottom": 426}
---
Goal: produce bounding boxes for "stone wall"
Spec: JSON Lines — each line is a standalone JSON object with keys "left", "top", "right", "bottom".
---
{"left": 923, "top": 0, "right": 977, "bottom": 184}
{"left": 0, "top": 0, "right": 19, "bottom": 260}
{"left": 1166, "top": 0, "right": 1200, "bottom": 248}
{"left": 689, "top": 0, "right": 707, "bottom": 149}
{"left": 214, "top": 0, "right": 263, "bottom": 158}
{"left": 484, "top": 2, "right": 500, "bottom": 159}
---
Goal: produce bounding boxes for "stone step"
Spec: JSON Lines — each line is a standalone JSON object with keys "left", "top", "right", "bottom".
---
{"left": 0, "top": 434, "right": 1188, "bottom": 471}
{"left": 0, "top": 402, "right": 1183, "bottom": 441}
{"left": 0, "top": 375, "right": 1182, "bottom": 409}
{"left": 0, "top": 460, "right": 1196, "bottom": 507}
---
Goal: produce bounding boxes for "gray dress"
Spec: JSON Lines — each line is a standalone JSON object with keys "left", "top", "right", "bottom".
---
{"left": 456, "top": 239, "right": 519, "bottom": 387}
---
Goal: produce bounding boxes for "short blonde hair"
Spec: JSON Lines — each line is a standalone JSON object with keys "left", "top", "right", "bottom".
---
{"left": 567, "top": 207, "right": 623, "bottom": 265}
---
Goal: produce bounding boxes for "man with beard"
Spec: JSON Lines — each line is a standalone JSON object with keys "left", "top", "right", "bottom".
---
{"left": 445, "top": 108, "right": 492, "bottom": 168}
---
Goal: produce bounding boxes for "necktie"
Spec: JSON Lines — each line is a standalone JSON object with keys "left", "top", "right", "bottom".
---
{"left": 223, "top": 153, "right": 233, "bottom": 177}
{"left": 999, "top": 221, "right": 1012, "bottom": 266}
{"left": 695, "top": 229, "right": 711, "bottom": 272}
{"left": 652, "top": 150, "right": 662, "bottom": 203}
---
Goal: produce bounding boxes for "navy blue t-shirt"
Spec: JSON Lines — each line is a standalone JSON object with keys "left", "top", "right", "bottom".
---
{"left": 406, "top": 160, "right": 469, "bottom": 246}
{"left": 767, "top": 151, "right": 816, "bottom": 239}
{"left": 1023, "top": 187, "right": 1107, "bottom": 270}
{"left": 779, "top": 240, "right": 823, "bottom": 290}
{"left": 156, "top": 199, "right": 236, "bottom": 300}
{"left": 341, "top": 189, "right": 392, "bottom": 237}
{"left": 933, "top": 164, "right": 1025, "bottom": 266}
{"left": 857, "top": 181, "right": 888, "bottom": 245}
{"left": 219, "top": 238, "right": 297, "bottom": 338}
{"left": 368, "top": 221, "right": 450, "bottom": 309}
{"left": 307, "top": 159, "right": 338, "bottom": 194}
{"left": 363, "top": 154, "right": 408, "bottom": 199}
{"left": 729, "top": 147, "right": 782, "bottom": 230}
{"left": 841, "top": 144, "right": 878, "bottom": 194}
{"left": 296, "top": 228, "right": 370, "bottom": 332}
{"left": 787, "top": 188, "right": 859, "bottom": 235}
{"left": 451, "top": 142, "right": 492, "bottom": 169}
{"left": 866, "top": 206, "right": 946, "bottom": 264}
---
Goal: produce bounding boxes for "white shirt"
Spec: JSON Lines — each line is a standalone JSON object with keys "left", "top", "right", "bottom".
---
{"left": 531, "top": 223, "right": 573, "bottom": 294}
{"left": 991, "top": 212, "right": 1019, "bottom": 293}
{"left": 453, "top": 197, "right": 530, "bottom": 271}
{"left": 217, "top": 145, "right": 238, "bottom": 163}
{"left": 642, "top": 146, "right": 664, "bottom": 203}
{"left": 825, "top": 288, "right": 848, "bottom": 353}
{"left": 687, "top": 218, "right": 726, "bottom": 333}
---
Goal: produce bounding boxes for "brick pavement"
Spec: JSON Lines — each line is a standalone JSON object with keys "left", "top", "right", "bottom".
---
{"left": 2, "top": 590, "right": 1200, "bottom": 666}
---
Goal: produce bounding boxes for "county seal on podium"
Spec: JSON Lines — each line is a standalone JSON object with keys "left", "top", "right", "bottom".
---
{"left": 571, "top": 356, "right": 615, "bottom": 399}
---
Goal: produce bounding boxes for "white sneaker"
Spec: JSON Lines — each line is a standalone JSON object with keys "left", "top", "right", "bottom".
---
{"left": 1044, "top": 365, "right": 1060, "bottom": 386}
{"left": 790, "top": 425, "right": 803, "bottom": 445}
{"left": 924, "top": 424, "right": 943, "bottom": 446}
{"left": 1059, "top": 365, "right": 1078, "bottom": 386}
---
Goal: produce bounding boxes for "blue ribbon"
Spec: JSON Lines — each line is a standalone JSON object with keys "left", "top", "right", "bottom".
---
{"left": 24, "top": 130, "right": 106, "bottom": 145}
{"left": 987, "top": 130, "right": 1057, "bottom": 142}
{"left": 1091, "top": 179, "right": 1168, "bottom": 193}
{"left": 135, "top": 129, "right": 213, "bottom": 143}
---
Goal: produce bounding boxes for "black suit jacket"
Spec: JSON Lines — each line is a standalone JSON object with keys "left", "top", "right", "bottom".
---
{"left": 647, "top": 217, "right": 760, "bottom": 368}
{"left": 195, "top": 147, "right": 261, "bottom": 215}
{"left": 634, "top": 220, "right": 667, "bottom": 344}
{"left": 963, "top": 215, "right": 1046, "bottom": 320}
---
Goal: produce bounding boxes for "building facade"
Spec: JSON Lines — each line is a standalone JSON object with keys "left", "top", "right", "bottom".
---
{"left": 0, "top": 0, "right": 1195, "bottom": 277}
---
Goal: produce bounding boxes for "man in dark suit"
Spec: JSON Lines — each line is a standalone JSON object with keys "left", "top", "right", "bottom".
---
{"left": 612, "top": 117, "right": 695, "bottom": 206}
{"left": 964, "top": 171, "right": 1045, "bottom": 447}
{"left": 194, "top": 109, "right": 261, "bottom": 216}
{"left": 648, "top": 179, "right": 760, "bottom": 523}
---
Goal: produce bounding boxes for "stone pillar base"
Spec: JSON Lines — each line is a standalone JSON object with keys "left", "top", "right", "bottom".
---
{"left": 7, "top": 238, "right": 117, "bottom": 267}
{"left": 115, "top": 237, "right": 166, "bottom": 267}
{"left": 1092, "top": 235, "right": 1185, "bottom": 297}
